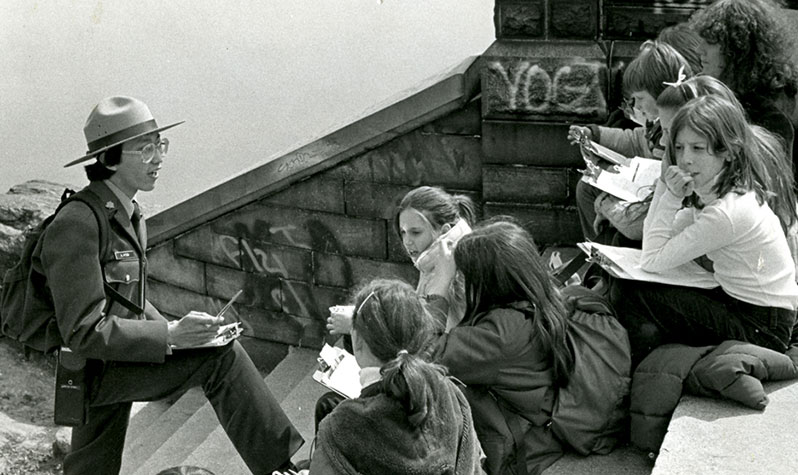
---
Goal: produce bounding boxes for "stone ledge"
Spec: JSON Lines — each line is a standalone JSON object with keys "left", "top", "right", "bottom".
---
{"left": 653, "top": 379, "right": 798, "bottom": 475}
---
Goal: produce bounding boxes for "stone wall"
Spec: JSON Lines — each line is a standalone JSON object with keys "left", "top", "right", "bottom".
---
{"left": 147, "top": 101, "right": 484, "bottom": 357}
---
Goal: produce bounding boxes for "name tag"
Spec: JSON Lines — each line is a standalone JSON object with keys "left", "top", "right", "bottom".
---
{"left": 114, "top": 250, "right": 135, "bottom": 260}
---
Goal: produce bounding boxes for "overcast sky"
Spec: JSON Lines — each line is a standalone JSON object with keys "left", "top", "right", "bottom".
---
{"left": 0, "top": 1, "right": 494, "bottom": 211}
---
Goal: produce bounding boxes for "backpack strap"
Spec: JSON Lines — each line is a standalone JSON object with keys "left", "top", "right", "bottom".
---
{"left": 60, "top": 189, "right": 144, "bottom": 316}
{"left": 553, "top": 255, "right": 587, "bottom": 286}
{"left": 560, "top": 284, "right": 615, "bottom": 317}
{"left": 493, "top": 393, "right": 529, "bottom": 475}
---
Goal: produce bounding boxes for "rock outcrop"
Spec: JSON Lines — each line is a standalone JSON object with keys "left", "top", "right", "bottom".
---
{"left": 0, "top": 180, "right": 71, "bottom": 277}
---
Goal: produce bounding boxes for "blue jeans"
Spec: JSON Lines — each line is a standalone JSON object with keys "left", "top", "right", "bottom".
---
{"left": 610, "top": 279, "right": 796, "bottom": 367}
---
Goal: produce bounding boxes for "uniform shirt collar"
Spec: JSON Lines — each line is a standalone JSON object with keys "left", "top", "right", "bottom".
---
{"left": 104, "top": 179, "right": 135, "bottom": 219}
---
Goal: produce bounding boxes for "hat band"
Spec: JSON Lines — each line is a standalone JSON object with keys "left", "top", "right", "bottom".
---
{"left": 86, "top": 119, "right": 158, "bottom": 152}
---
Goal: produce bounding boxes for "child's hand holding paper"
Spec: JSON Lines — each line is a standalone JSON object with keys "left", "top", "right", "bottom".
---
{"left": 327, "top": 305, "right": 355, "bottom": 335}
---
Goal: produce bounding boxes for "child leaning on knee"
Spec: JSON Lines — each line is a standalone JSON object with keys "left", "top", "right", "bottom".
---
{"left": 656, "top": 74, "right": 797, "bottom": 264}
{"left": 570, "top": 40, "right": 695, "bottom": 243}
{"left": 612, "top": 94, "right": 798, "bottom": 365}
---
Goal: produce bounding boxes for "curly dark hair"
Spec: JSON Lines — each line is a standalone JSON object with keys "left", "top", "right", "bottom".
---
{"left": 690, "top": 0, "right": 798, "bottom": 100}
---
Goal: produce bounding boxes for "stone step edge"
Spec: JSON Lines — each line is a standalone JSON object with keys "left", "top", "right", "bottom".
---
{"left": 126, "top": 346, "right": 320, "bottom": 474}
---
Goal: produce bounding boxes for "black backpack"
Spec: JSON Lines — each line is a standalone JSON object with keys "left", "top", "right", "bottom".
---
{"left": 1, "top": 188, "right": 112, "bottom": 353}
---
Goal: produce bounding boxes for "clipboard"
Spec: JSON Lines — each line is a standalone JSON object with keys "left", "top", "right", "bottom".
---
{"left": 578, "top": 242, "right": 719, "bottom": 289}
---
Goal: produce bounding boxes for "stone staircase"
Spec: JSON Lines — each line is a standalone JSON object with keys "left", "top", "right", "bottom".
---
{"left": 115, "top": 322, "right": 798, "bottom": 475}
{"left": 119, "top": 346, "right": 327, "bottom": 475}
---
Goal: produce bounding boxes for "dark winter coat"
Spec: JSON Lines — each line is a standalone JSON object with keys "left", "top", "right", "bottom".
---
{"left": 630, "top": 341, "right": 798, "bottom": 452}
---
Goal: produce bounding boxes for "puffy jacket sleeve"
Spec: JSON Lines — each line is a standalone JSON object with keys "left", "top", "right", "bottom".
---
{"left": 685, "top": 340, "right": 798, "bottom": 410}
{"left": 40, "top": 201, "right": 168, "bottom": 362}
{"left": 630, "top": 344, "right": 714, "bottom": 452}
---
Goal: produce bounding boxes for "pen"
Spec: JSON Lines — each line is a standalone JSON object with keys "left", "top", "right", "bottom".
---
{"left": 217, "top": 289, "right": 243, "bottom": 319}
{"left": 631, "top": 162, "right": 639, "bottom": 183}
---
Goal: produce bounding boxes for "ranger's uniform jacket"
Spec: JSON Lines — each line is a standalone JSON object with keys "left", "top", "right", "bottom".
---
{"left": 34, "top": 180, "right": 169, "bottom": 362}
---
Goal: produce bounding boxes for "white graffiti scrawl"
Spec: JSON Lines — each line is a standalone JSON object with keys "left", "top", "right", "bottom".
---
{"left": 487, "top": 60, "right": 606, "bottom": 116}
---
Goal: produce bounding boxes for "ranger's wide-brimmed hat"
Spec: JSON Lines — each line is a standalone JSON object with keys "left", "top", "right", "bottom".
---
{"left": 65, "top": 96, "right": 184, "bottom": 167}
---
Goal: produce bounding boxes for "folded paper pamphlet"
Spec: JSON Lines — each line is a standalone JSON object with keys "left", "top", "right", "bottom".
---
{"left": 583, "top": 139, "right": 631, "bottom": 167}
{"left": 581, "top": 156, "right": 661, "bottom": 203}
{"left": 312, "top": 343, "right": 362, "bottom": 399}
{"left": 578, "top": 242, "right": 718, "bottom": 289}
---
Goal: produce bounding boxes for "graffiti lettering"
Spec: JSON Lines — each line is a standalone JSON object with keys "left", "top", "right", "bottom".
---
{"left": 277, "top": 152, "right": 314, "bottom": 174}
{"left": 216, "top": 217, "right": 353, "bottom": 326}
{"left": 487, "top": 61, "right": 606, "bottom": 115}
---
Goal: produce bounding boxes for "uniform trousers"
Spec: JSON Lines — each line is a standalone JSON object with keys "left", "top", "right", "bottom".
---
{"left": 64, "top": 341, "right": 303, "bottom": 475}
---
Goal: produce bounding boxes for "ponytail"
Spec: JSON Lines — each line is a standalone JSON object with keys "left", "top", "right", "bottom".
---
{"left": 452, "top": 194, "right": 477, "bottom": 227}
{"left": 380, "top": 349, "right": 448, "bottom": 428}
{"left": 351, "top": 279, "right": 448, "bottom": 429}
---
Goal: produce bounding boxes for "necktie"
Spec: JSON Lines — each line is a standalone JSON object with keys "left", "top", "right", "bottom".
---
{"left": 131, "top": 201, "right": 143, "bottom": 241}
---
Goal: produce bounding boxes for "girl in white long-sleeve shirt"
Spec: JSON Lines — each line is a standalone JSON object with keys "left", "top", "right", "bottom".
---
{"left": 612, "top": 94, "right": 798, "bottom": 365}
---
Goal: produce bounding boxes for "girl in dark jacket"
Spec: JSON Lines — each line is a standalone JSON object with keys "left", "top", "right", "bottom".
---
{"left": 435, "top": 219, "right": 574, "bottom": 475}
{"left": 309, "top": 279, "right": 483, "bottom": 475}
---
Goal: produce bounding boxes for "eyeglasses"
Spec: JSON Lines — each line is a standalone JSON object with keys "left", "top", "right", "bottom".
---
{"left": 121, "top": 138, "right": 169, "bottom": 163}
{"left": 620, "top": 97, "right": 635, "bottom": 114}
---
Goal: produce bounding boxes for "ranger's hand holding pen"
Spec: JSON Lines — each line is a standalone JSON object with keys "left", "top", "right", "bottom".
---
{"left": 167, "top": 289, "right": 242, "bottom": 348}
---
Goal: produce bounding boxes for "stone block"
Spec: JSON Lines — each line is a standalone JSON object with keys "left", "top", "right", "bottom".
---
{"left": 344, "top": 182, "right": 412, "bottom": 220}
{"left": 603, "top": 5, "right": 704, "bottom": 40}
{"left": 146, "top": 243, "right": 205, "bottom": 294}
{"left": 211, "top": 203, "right": 387, "bottom": 260}
{"left": 264, "top": 176, "right": 345, "bottom": 214}
{"left": 314, "top": 253, "right": 418, "bottom": 289}
{"left": 235, "top": 237, "right": 313, "bottom": 282}
{"left": 495, "top": 0, "right": 545, "bottom": 39}
{"left": 236, "top": 306, "right": 326, "bottom": 348}
{"left": 654, "top": 381, "right": 798, "bottom": 475}
{"left": 363, "top": 131, "right": 483, "bottom": 190}
{"left": 550, "top": 0, "right": 598, "bottom": 40}
{"left": 280, "top": 279, "right": 350, "bottom": 321}
{"left": 174, "top": 223, "right": 313, "bottom": 281}
{"left": 483, "top": 202, "right": 583, "bottom": 246}
{"left": 322, "top": 153, "right": 373, "bottom": 183}
{"left": 482, "top": 120, "right": 583, "bottom": 167}
{"left": 174, "top": 224, "right": 240, "bottom": 270}
{"left": 147, "top": 279, "right": 218, "bottom": 319}
{"left": 483, "top": 165, "right": 572, "bottom": 204}
{"left": 205, "top": 264, "right": 281, "bottom": 311}
{"left": 421, "top": 97, "right": 482, "bottom": 135}
{"left": 482, "top": 42, "right": 608, "bottom": 122}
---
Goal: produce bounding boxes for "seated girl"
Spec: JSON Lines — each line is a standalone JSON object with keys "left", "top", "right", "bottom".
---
{"left": 612, "top": 94, "right": 798, "bottom": 365}
{"left": 656, "top": 75, "right": 797, "bottom": 242}
{"left": 326, "top": 186, "right": 476, "bottom": 335}
{"left": 309, "top": 279, "right": 483, "bottom": 475}
{"left": 435, "top": 219, "right": 575, "bottom": 474}
{"left": 656, "top": 74, "right": 798, "bottom": 275}
{"left": 395, "top": 186, "right": 476, "bottom": 330}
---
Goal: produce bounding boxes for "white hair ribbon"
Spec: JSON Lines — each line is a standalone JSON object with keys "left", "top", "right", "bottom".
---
{"left": 662, "top": 65, "right": 687, "bottom": 88}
